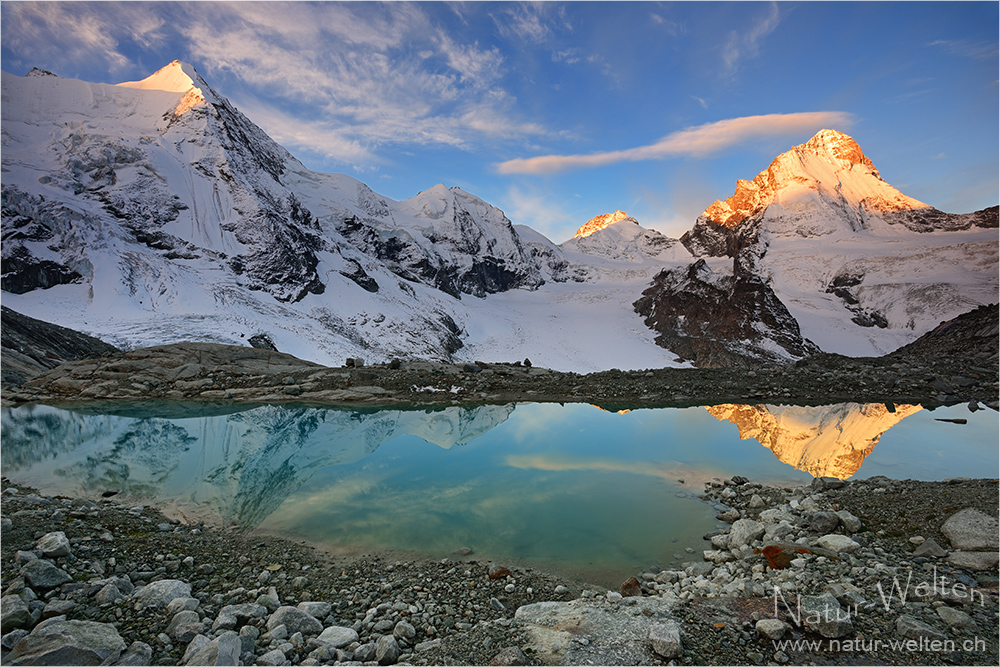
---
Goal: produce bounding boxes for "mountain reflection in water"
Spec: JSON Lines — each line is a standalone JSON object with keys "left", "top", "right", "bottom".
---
{"left": 705, "top": 403, "right": 923, "bottom": 479}
{"left": 0, "top": 402, "right": 515, "bottom": 527}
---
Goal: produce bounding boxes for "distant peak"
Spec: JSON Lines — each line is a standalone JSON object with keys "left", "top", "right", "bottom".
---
{"left": 26, "top": 67, "right": 58, "bottom": 78}
{"left": 116, "top": 60, "right": 209, "bottom": 116}
{"left": 574, "top": 210, "right": 637, "bottom": 238}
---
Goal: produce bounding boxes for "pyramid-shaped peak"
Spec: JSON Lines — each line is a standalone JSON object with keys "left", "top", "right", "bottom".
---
{"left": 117, "top": 60, "right": 204, "bottom": 94}
{"left": 802, "top": 129, "right": 871, "bottom": 168}
{"left": 573, "top": 210, "right": 638, "bottom": 238}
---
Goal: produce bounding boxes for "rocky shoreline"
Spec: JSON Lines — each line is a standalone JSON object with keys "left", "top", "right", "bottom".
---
{"left": 2, "top": 473, "right": 997, "bottom": 666}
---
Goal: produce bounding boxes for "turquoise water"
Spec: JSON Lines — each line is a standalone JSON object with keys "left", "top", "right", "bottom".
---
{"left": 1, "top": 401, "right": 995, "bottom": 586}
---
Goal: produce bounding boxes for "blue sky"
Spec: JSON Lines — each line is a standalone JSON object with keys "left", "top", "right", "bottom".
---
{"left": 2, "top": 1, "right": 997, "bottom": 241}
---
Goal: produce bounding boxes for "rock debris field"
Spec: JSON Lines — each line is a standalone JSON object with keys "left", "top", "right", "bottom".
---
{"left": 2, "top": 472, "right": 997, "bottom": 666}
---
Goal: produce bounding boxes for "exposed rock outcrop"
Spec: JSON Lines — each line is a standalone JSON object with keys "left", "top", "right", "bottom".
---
{"left": 633, "top": 259, "right": 820, "bottom": 367}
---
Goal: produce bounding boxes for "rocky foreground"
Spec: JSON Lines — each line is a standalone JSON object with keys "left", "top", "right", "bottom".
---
{"left": 2, "top": 473, "right": 997, "bottom": 667}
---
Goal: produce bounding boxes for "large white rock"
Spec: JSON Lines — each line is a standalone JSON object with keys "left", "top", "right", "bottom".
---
{"left": 728, "top": 519, "right": 765, "bottom": 548}
{"left": 133, "top": 579, "right": 192, "bottom": 610}
{"left": 941, "top": 508, "right": 999, "bottom": 551}
{"left": 35, "top": 531, "right": 71, "bottom": 558}
{"left": 816, "top": 534, "right": 860, "bottom": 553}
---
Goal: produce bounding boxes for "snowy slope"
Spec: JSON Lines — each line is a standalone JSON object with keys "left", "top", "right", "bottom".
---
{"left": 1, "top": 63, "right": 694, "bottom": 372}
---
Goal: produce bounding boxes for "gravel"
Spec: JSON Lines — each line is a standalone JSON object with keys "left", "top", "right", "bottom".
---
{"left": 3, "top": 473, "right": 996, "bottom": 666}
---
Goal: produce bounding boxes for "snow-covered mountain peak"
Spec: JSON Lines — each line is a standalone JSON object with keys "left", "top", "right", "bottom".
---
{"left": 117, "top": 60, "right": 210, "bottom": 115}
{"left": 802, "top": 129, "right": 875, "bottom": 171}
{"left": 699, "top": 128, "right": 929, "bottom": 231}
{"left": 25, "top": 68, "right": 58, "bottom": 78}
{"left": 574, "top": 210, "right": 637, "bottom": 238}
{"left": 118, "top": 60, "right": 202, "bottom": 93}
{"left": 561, "top": 213, "right": 690, "bottom": 265}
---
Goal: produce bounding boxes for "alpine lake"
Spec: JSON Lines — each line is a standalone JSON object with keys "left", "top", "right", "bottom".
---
{"left": 2, "top": 400, "right": 996, "bottom": 588}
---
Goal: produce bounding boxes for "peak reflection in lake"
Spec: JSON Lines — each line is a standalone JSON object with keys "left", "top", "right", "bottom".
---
{"left": 2, "top": 401, "right": 994, "bottom": 584}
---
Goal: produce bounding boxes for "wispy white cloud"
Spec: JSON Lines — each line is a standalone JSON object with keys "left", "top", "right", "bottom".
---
{"left": 230, "top": 99, "right": 378, "bottom": 169}
{"left": 649, "top": 13, "right": 685, "bottom": 36}
{"left": 495, "top": 111, "right": 855, "bottom": 175}
{"left": 722, "top": 2, "right": 781, "bottom": 75}
{"left": 179, "top": 3, "right": 550, "bottom": 163}
{"left": 928, "top": 39, "right": 999, "bottom": 60}
{"left": 502, "top": 185, "right": 578, "bottom": 239}
{"left": 492, "top": 1, "right": 571, "bottom": 44}
{"left": 0, "top": 1, "right": 153, "bottom": 72}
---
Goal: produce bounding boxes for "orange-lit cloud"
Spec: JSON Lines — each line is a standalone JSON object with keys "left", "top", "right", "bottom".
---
{"left": 495, "top": 111, "right": 855, "bottom": 175}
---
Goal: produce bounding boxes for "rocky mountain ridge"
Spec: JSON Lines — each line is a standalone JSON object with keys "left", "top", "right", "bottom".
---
{"left": 2, "top": 63, "right": 996, "bottom": 370}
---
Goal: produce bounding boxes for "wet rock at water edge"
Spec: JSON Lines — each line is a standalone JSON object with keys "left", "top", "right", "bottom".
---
{"left": 620, "top": 576, "right": 643, "bottom": 597}
{"left": 488, "top": 564, "right": 511, "bottom": 579}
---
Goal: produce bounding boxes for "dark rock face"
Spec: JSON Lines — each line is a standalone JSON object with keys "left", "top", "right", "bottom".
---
{"left": 0, "top": 307, "right": 120, "bottom": 385}
{"left": 247, "top": 333, "right": 279, "bottom": 351}
{"left": 883, "top": 205, "right": 999, "bottom": 233}
{"left": 679, "top": 212, "right": 764, "bottom": 259}
{"left": 338, "top": 258, "right": 379, "bottom": 293}
{"left": 339, "top": 212, "right": 542, "bottom": 300}
{"left": 888, "top": 303, "right": 999, "bottom": 361}
{"left": 633, "top": 259, "right": 820, "bottom": 368}
{"left": 1, "top": 188, "right": 90, "bottom": 295}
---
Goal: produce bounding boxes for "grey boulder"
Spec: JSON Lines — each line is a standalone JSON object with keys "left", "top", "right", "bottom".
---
{"left": 35, "top": 532, "right": 71, "bottom": 559}
{"left": 941, "top": 508, "right": 999, "bottom": 550}
{"left": 182, "top": 631, "right": 241, "bottom": 666}
{"left": 266, "top": 606, "right": 322, "bottom": 637}
{"left": 133, "top": 580, "right": 192, "bottom": 611}
{"left": 8, "top": 619, "right": 126, "bottom": 665}
{"left": 19, "top": 560, "right": 71, "bottom": 591}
